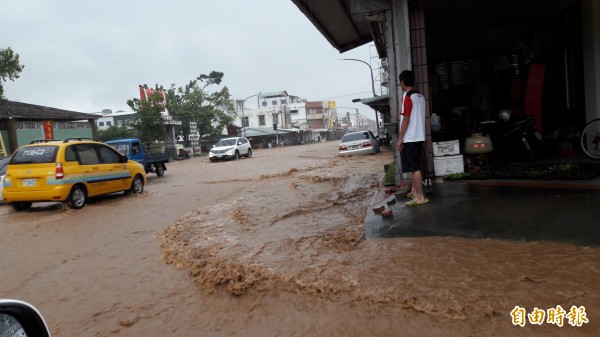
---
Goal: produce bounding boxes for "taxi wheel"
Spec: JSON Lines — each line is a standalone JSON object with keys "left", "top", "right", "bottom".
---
{"left": 131, "top": 175, "right": 144, "bottom": 194}
{"left": 156, "top": 164, "right": 165, "bottom": 177}
{"left": 235, "top": 150, "right": 240, "bottom": 160}
{"left": 246, "top": 149, "right": 252, "bottom": 158}
{"left": 67, "top": 185, "right": 87, "bottom": 209}
{"left": 12, "top": 202, "right": 32, "bottom": 212}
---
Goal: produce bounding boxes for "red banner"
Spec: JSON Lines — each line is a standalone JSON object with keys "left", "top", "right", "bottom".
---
{"left": 43, "top": 120, "right": 54, "bottom": 140}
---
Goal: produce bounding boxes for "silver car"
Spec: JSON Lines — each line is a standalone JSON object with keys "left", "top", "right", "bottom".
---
{"left": 338, "top": 131, "right": 380, "bottom": 155}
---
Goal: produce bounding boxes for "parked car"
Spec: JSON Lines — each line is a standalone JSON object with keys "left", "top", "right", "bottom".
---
{"left": 209, "top": 137, "right": 252, "bottom": 162}
{"left": 2, "top": 138, "right": 147, "bottom": 211}
{"left": 338, "top": 131, "right": 380, "bottom": 155}
{"left": 0, "top": 156, "right": 9, "bottom": 203}
{"left": 106, "top": 138, "right": 169, "bottom": 176}
{"left": 0, "top": 299, "right": 50, "bottom": 337}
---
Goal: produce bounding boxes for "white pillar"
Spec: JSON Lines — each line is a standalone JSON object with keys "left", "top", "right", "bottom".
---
{"left": 582, "top": 0, "right": 600, "bottom": 122}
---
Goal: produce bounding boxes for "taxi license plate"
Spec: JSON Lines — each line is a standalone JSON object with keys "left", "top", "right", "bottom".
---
{"left": 23, "top": 178, "right": 37, "bottom": 187}
{"left": 350, "top": 145, "right": 360, "bottom": 149}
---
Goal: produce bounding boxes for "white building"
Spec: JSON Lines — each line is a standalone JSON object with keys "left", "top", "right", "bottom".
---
{"left": 233, "top": 91, "right": 307, "bottom": 131}
{"left": 95, "top": 109, "right": 136, "bottom": 130}
{"left": 289, "top": 102, "right": 308, "bottom": 129}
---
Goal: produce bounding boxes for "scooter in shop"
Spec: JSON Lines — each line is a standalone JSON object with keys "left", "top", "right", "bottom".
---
{"left": 479, "top": 109, "right": 543, "bottom": 161}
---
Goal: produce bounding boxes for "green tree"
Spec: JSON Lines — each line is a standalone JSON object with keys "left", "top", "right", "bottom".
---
{"left": 0, "top": 47, "right": 25, "bottom": 99}
{"left": 166, "top": 71, "right": 234, "bottom": 146}
{"left": 127, "top": 86, "right": 167, "bottom": 142}
{"left": 96, "top": 125, "right": 135, "bottom": 142}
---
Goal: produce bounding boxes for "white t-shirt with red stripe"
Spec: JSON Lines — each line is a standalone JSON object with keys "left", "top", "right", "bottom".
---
{"left": 400, "top": 90, "right": 426, "bottom": 142}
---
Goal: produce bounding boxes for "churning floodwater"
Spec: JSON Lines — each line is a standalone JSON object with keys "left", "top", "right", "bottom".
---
{"left": 3, "top": 143, "right": 596, "bottom": 336}
{"left": 161, "top": 154, "right": 600, "bottom": 336}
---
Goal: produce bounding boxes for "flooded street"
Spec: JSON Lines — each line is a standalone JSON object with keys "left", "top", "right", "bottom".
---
{"left": 1, "top": 141, "right": 598, "bottom": 336}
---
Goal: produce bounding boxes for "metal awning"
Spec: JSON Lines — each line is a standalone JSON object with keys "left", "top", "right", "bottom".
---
{"left": 244, "top": 127, "right": 299, "bottom": 137}
{"left": 1, "top": 100, "right": 100, "bottom": 120}
{"left": 291, "top": 0, "right": 389, "bottom": 53}
{"left": 360, "top": 94, "right": 389, "bottom": 114}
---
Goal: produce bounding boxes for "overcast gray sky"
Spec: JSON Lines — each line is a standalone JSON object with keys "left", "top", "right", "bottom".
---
{"left": 1, "top": 0, "right": 381, "bottom": 120}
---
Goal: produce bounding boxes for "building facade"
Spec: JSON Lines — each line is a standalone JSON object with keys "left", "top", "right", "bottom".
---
{"left": 305, "top": 101, "right": 327, "bottom": 130}
{"left": 233, "top": 91, "right": 305, "bottom": 131}
{"left": 232, "top": 92, "right": 359, "bottom": 135}
{"left": 289, "top": 102, "right": 308, "bottom": 129}
{"left": 96, "top": 109, "right": 136, "bottom": 130}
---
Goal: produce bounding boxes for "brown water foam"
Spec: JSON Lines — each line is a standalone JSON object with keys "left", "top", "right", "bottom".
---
{"left": 160, "top": 155, "right": 600, "bottom": 335}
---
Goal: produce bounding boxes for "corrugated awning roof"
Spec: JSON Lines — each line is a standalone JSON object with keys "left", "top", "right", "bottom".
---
{"left": 360, "top": 94, "right": 390, "bottom": 114}
{"left": 0, "top": 100, "right": 100, "bottom": 120}
{"left": 244, "top": 128, "right": 302, "bottom": 137}
{"left": 244, "top": 128, "right": 281, "bottom": 137}
{"left": 291, "top": 0, "right": 388, "bottom": 53}
{"left": 258, "top": 91, "right": 288, "bottom": 99}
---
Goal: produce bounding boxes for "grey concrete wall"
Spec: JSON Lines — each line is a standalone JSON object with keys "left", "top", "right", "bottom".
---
{"left": 582, "top": 0, "right": 600, "bottom": 122}
{"left": 387, "top": 0, "right": 411, "bottom": 185}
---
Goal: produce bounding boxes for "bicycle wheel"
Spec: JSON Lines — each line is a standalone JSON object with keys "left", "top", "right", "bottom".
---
{"left": 581, "top": 118, "right": 600, "bottom": 159}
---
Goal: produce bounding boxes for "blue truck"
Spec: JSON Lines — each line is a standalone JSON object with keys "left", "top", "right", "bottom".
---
{"left": 105, "top": 138, "right": 169, "bottom": 176}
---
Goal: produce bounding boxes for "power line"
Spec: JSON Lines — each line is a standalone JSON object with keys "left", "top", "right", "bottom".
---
{"left": 319, "top": 90, "right": 372, "bottom": 101}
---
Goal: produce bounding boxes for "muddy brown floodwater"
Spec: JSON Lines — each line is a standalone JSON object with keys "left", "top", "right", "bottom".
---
{"left": 1, "top": 141, "right": 598, "bottom": 337}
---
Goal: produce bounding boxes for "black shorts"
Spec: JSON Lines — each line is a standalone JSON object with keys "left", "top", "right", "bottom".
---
{"left": 400, "top": 141, "right": 424, "bottom": 173}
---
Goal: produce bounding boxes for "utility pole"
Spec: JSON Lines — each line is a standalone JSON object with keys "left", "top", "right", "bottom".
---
{"left": 273, "top": 112, "right": 279, "bottom": 146}
{"left": 242, "top": 93, "right": 259, "bottom": 137}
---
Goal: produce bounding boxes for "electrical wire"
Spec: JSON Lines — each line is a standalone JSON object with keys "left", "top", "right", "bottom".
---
{"left": 318, "top": 90, "right": 372, "bottom": 101}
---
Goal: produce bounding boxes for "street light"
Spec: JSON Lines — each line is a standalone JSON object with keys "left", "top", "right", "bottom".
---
{"left": 340, "top": 58, "right": 381, "bottom": 136}
{"left": 241, "top": 93, "right": 259, "bottom": 137}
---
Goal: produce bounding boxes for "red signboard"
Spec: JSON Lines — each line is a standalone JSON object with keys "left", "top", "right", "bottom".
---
{"left": 139, "top": 85, "right": 169, "bottom": 115}
{"left": 43, "top": 120, "right": 54, "bottom": 140}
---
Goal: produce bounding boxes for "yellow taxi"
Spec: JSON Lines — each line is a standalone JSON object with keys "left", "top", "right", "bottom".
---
{"left": 2, "top": 138, "right": 147, "bottom": 210}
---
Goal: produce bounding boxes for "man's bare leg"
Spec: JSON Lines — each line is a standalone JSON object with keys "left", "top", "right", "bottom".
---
{"left": 412, "top": 170, "right": 425, "bottom": 201}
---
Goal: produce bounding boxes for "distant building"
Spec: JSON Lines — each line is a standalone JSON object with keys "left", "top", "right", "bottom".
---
{"left": 305, "top": 101, "right": 327, "bottom": 130}
{"left": 233, "top": 91, "right": 305, "bottom": 131}
{"left": 95, "top": 109, "right": 136, "bottom": 130}
{"left": 288, "top": 102, "right": 308, "bottom": 129}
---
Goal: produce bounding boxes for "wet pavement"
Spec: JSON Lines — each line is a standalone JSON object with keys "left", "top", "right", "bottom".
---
{"left": 366, "top": 180, "right": 600, "bottom": 246}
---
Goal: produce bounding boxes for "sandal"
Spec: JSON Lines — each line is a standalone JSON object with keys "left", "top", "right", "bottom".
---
{"left": 372, "top": 205, "right": 385, "bottom": 214}
{"left": 405, "top": 198, "right": 429, "bottom": 207}
{"left": 381, "top": 209, "right": 394, "bottom": 217}
{"left": 406, "top": 192, "right": 416, "bottom": 199}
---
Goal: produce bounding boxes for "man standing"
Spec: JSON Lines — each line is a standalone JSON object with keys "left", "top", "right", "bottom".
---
{"left": 396, "top": 70, "right": 429, "bottom": 206}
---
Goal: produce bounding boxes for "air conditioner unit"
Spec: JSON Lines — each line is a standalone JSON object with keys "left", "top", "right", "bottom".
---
{"left": 381, "top": 69, "right": 390, "bottom": 87}
{"left": 380, "top": 58, "right": 389, "bottom": 87}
